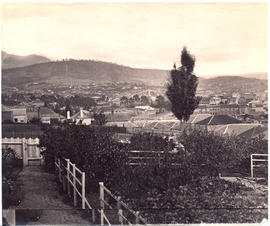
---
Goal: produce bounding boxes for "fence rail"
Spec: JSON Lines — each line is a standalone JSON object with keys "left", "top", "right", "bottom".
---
{"left": 250, "top": 154, "right": 268, "bottom": 178}
{"left": 127, "top": 150, "right": 182, "bottom": 166}
{"left": 99, "top": 182, "right": 147, "bottom": 225}
{"left": 54, "top": 157, "right": 96, "bottom": 223}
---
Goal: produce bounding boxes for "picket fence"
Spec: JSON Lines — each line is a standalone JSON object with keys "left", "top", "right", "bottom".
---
{"left": 54, "top": 157, "right": 147, "bottom": 225}
{"left": 250, "top": 154, "right": 268, "bottom": 178}
{"left": 2, "top": 137, "right": 42, "bottom": 166}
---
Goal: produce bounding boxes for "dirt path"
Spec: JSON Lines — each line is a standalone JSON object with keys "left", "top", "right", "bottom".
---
{"left": 15, "top": 166, "right": 92, "bottom": 225}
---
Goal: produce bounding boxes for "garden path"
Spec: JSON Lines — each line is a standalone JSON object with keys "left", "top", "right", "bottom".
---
{"left": 15, "top": 166, "right": 92, "bottom": 225}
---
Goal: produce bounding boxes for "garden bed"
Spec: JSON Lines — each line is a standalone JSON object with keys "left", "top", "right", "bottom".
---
{"left": 123, "top": 177, "right": 268, "bottom": 224}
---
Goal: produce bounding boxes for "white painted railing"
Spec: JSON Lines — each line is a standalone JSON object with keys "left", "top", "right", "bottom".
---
{"left": 54, "top": 157, "right": 96, "bottom": 222}
{"left": 250, "top": 154, "right": 268, "bottom": 178}
{"left": 99, "top": 182, "right": 147, "bottom": 226}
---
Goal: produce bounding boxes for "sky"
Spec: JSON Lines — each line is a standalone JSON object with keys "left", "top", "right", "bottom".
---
{"left": 1, "top": 3, "right": 268, "bottom": 76}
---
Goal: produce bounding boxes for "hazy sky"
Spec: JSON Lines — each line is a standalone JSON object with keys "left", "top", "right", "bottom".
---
{"left": 1, "top": 3, "right": 268, "bottom": 76}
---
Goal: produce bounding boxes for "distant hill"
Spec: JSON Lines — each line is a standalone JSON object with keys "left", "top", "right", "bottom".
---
{"left": 2, "top": 51, "right": 51, "bottom": 69}
{"left": 2, "top": 59, "right": 170, "bottom": 87}
{"left": 198, "top": 76, "right": 267, "bottom": 93}
{"left": 239, "top": 72, "right": 268, "bottom": 80}
{"left": 206, "top": 72, "right": 268, "bottom": 80}
{"left": 1, "top": 57, "right": 267, "bottom": 93}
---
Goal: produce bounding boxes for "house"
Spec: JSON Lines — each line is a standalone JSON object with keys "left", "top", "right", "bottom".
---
{"left": 8, "top": 106, "right": 27, "bottom": 123}
{"left": 70, "top": 108, "right": 93, "bottom": 125}
{"left": 209, "top": 96, "right": 222, "bottom": 105}
{"left": 38, "top": 107, "right": 66, "bottom": 124}
{"left": 135, "top": 105, "right": 156, "bottom": 112}
{"left": 2, "top": 105, "right": 13, "bottom": 122}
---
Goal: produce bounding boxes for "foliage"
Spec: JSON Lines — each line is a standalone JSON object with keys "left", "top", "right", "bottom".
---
{"left": 92, "top": 112, "right": 107, "bottom": 126}
{"left": 2, "top": 147, "right": 23, "bottom": 208}
{"left": 140, "top": 96, "right": 149, "bottom": 105}
{"left": 124, "top": 176, "right": 267, "bottom": 224}
{"left": 166, "top": 47, "right": 201, "bottom": 121}
{"left": 2, "top": 147, "right": 19, "bottom": 178}
{"left": 120, "top": 96, "right": 129, "bottom": 106}
{"left": 29, "top": 117, "right": 42, "bottom": 125}
{"left": 39, "top": 124, "right": 128, "bottom": 191}
{"left": 179, "top": 128, "right": 268, "bottom": 176}
{"left": 130, "top": 132, "right": 172, "bottom": 152}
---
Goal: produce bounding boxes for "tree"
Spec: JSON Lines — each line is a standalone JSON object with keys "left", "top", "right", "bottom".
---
{"left": 120, "top": 96, "right": 129, "bottom": 106}
{"left": 92, "top": 112, "right": 107, "bottom": 126}
{"left": 29, "top": 117, "right": 42, "bottom": 125}
{"left": 166, "top": 47, "right": 201, "bottom": 122}
{"left": 140, "top": 96, "right": 149, "bottom": 105}
{"left": 133, "top": 94, "right": 140, "bottom": 103}
{"left": 155, "top": 95, "right": 165, "bottom": 108}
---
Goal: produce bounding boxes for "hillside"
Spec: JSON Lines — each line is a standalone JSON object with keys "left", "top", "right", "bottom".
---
{"left": 2, "top": 51, "right": 51, "bottom": 69}
{"left": 2, "top": 59, "right": 170, "bottom": 87}
{"left": 198, "top": 76, "right": 267, "bottom": 93}
{"left": 1, "top": 58, "right": 267, "bottom": 93}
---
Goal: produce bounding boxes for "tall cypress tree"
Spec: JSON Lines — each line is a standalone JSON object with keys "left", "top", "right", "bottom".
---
{"left": 166, "top": 47, "right": 201, "bottom": 122}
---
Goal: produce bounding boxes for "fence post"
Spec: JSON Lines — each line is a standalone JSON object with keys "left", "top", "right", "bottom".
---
{"left": 135, "top": 211, "right": 140, "bottom": 225}
{"left": 67, "top": 159, "right": 71, "bottom": 196}
{"left": 251, "top": 154, "right": 254, "bottom": 178}
{"left": 92, "top": 209, "right": 96, "bottom": 223}
{"left": 73, "top": 164, "right": 77, "bottom": 207}
{"left": 99, "top": 182, "right": 104, "bottom": 209}
{"left": 117, "top": 196, "right": 123, "bottom": 224}
{"left": 22, "top": 138, "right": 28, "bottom": 166}
{"left": 58, "top": 158, "right": 62, "bottom": 182}
{"left": 119, "top": 209, "right": 123, "bottom": 225}
{"left": 82, "top": 172, "right": 85, "bottom": 209}
{"left": 100, "top": 209, "right": 104, "bottom": 226}
{"left": 63, "top": 166, "right": 66, "bottom": 192}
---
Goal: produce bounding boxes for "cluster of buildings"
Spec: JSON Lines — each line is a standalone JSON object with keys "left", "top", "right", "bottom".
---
{"left": 2, "top": 105, "right": 94, "bottom": 125}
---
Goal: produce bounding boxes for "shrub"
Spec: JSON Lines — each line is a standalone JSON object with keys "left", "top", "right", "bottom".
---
{"left": 179, "top": 128, "right": 268, "bottom": 177}
{"left": 2, "top": 147, "right": 18, "bottom": 178}
{"left": 39, "top": 124, "right": 128, "bottom": 191}
{"left": 2, "top": 147, "right": 23, "bottom": 208}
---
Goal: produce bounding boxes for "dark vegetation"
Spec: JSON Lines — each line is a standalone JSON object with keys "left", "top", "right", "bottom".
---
{"left": 2, "top": 147, "right": 23, "bottom": 208}
{"left": 166, "top": 47, "right": 201, "bottom": 122}
{"left": 39, "top": 123, "right": 267, "bottom": 223}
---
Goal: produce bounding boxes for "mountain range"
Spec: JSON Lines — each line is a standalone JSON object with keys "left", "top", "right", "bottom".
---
{"left": 2, "top": 51, "right": 50, "bottom": 69}
{"left": 1, "top": 51, "right": 268, "bottom": 89}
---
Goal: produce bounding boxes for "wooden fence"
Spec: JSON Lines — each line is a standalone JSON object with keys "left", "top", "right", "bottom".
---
{"left": 54, "top": 157, "right": 147, "bottom": 225}
{"left": 127, "top": 150, "right": 182, "bottom": 166}
{"left": 2, "top": 137, "right": 42, "bottom": 166}
{"left": 99, "top": 182, "right": 147, "bottom": 225}
{"left": 54, "top": 157, "right": 96, "bottom": 222}
{"left": 250, "top": 154, "right": 268, "bottom": 178}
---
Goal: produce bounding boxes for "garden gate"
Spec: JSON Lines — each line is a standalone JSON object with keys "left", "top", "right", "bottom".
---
{"left": 2, "top": 137, "right": 42, "bottom": 166}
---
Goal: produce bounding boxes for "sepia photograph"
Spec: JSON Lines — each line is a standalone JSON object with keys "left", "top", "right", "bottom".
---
{"left": 1, "top": 2, "right": 268, "bottom": 225}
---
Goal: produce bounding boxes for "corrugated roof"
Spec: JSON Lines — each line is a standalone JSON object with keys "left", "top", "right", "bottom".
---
{"left": 2, "top": 105, "right": 12, "bottom": 112}
{"left": 195, "top": 115, "right": 242, "bottom": 125}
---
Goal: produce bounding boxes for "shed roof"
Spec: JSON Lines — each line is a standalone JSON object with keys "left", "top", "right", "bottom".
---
{"left": 195, "top": 115, "right": 242, "bottom": 125}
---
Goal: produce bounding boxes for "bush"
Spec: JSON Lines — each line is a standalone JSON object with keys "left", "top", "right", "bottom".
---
{"left": 39, "top": 124, "right": 128, "bottom": 191}
{"left": 179, "top": 128, "right": 268, "bottom": 177}
{"left": 130, "top": 133, "right": 172, "bottom": 151}
{"left": 2, "top": 147, "right": 18, "bottom": 178}
{"left": 2, "top": 147, "right": 23, "bottom": 208}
